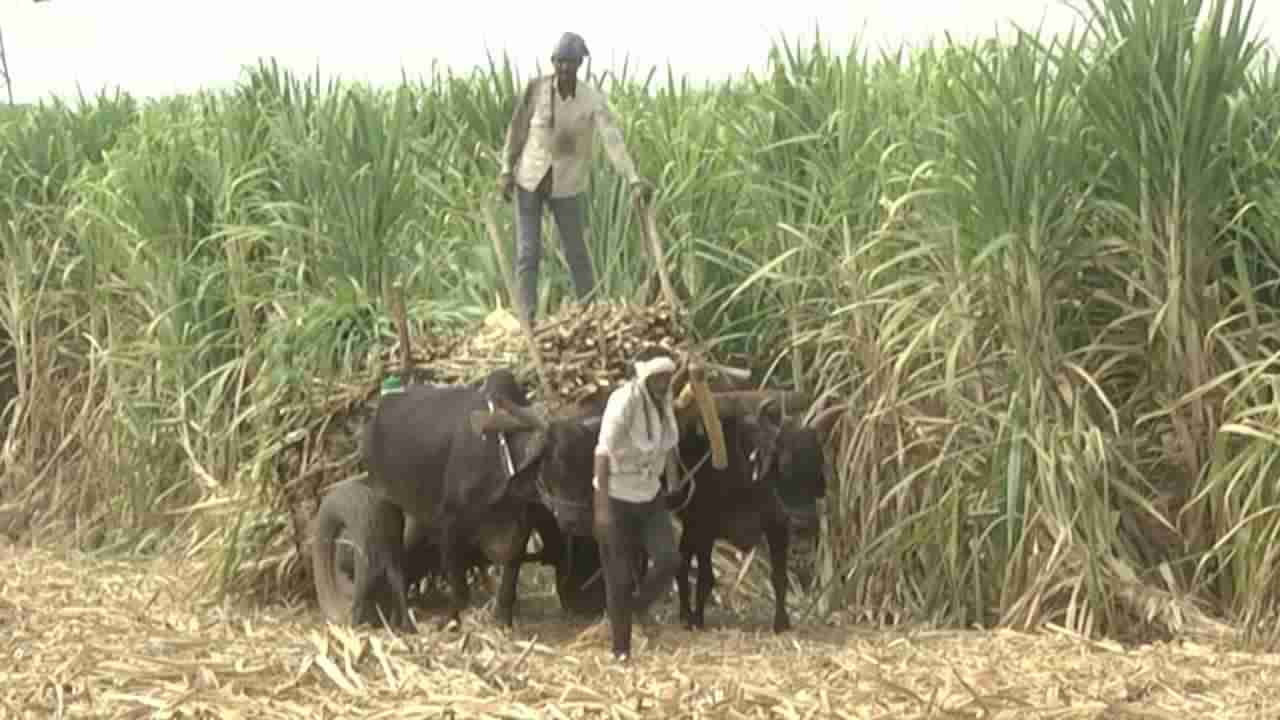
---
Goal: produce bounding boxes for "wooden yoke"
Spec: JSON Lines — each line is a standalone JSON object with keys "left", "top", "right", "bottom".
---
{"left": 676, "top": 359, "right": 728, "bottom": 469}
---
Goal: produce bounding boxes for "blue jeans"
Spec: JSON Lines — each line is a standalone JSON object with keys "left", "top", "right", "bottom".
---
{"left": 513, "top": 172, "right": 595, "bottom": 324}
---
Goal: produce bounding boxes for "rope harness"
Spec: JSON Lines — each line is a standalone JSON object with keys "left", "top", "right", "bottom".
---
{"left": 485, "top": 398, "right": 591, "bottom": 514}
{"left": 669, "top": 439, "right": 777, "bottom": 514}
{"left": 483, "top": 397, "right": 596, "bottom": 602}
{"left": 489, "top": 398, "right": 516, "bottom": 478}
{"left": 668, "top": 449, "right": 710, "bottom": 514}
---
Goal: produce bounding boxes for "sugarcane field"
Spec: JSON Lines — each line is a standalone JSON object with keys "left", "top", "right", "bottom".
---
{"left": 5, "top": 1, "right": 1280, "bottom": 717}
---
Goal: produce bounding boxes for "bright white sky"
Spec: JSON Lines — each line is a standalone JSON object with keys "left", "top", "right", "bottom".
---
{"left": 5, "top": 0, "right": 1279, "bottom": 104}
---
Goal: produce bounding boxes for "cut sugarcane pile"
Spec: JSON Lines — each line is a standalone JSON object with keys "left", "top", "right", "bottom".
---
{"left": 380, "top": 300, "right": 693, "bottom": 408}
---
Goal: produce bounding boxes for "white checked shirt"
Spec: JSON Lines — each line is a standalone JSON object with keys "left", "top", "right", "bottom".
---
{"left": 502, "top": 75, "right": 641, "bottom": 199}
{"left": 593, "top": 378, "right": 679, "bottom": 503}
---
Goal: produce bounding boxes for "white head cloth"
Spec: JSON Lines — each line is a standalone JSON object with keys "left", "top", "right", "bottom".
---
{"left": 593, "top": 353, "right": 680, "bottom": 467}
{"left": 634, "top": 355, "right": 676, "bottom": 380}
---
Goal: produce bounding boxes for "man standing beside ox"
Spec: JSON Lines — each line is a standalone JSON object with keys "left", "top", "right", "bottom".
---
{"left": 591, "top": 348, "right": 684, "bottom": 662}
{"left": 499, "top": 31, "right": 654, "bottom": 327}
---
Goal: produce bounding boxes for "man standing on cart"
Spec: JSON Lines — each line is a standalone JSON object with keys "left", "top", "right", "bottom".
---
{"left": 498, "top": 31, "right": 654, "bottom": 327}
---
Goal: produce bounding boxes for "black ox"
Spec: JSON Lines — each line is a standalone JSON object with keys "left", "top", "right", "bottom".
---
{"left": 667, "top": 390, "right": 842, "bottom": 633}
{"left": 359, "top": 369, "right": 606, "bottom": 628}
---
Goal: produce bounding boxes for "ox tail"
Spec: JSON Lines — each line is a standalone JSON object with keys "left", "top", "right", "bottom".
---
{"left": 310, "top": 503, "right": 353, "bottom": 625}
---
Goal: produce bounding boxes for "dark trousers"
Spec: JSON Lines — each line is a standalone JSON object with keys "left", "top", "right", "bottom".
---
{"left": 598, "top": 493, "right": 680, "bottom": 656}
{"left": 514, "top": 170, "right": 594, "bottom": 325}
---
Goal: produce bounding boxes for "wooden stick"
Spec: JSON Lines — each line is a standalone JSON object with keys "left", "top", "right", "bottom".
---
{"left": 480, "top": 198, "right": 555, "bottom": 403}
{"left": 674, "top": 389, "right": 815, "bottom": 422}
{"left": 390, "top": 281, "right": 412, "bottom": 377}
{"left": 789, "top": 312, "right": 805, "bottom": 395}
{"left": 635, "top": 196, "right": 684, "bottom": 316}
{"left": 688, "top": 361, "right": 729, "bottom": 469}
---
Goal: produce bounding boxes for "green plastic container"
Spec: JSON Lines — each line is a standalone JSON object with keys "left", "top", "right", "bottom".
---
{"left": 380, "top": 374, "right": 404, "bottom": 396}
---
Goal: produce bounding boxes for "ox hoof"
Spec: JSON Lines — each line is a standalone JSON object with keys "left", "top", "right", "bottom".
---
{"left": 772, "top": 617, "right": 792, "bottom": 633}
{"left": 681, "top": 613, "right": 706, "bottom": 631}
{"left": 438, "top": 617, "right": 463, "bottom": 632}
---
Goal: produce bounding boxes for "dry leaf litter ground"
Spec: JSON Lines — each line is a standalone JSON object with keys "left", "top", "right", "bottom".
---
{"left": 11, "top": 302, "right": 1277, "bottom": 718}
{"left": 4, "top": 540, "right": 1280, "bottom": 719}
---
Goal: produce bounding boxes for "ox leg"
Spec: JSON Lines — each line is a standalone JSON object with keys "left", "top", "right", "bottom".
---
{"left": 383, "top": 535, "right": 415, "bottom": 633}
{"left": 691, "top": 540, "right": 714, "bottom": 630}
{"left": 676, "top": 533, "right": 695, "bottom": 628}
{"left": 386, "top": 561, "right": 415, "bottom": 633}
{"left": 439, "top": 522, "right": 471, "bottom": 630}
{"left": 492, "top": 516, "right": 533, "bottom": 629}
{"left": 764, "top": 519, "right": 792, "bottom": 633}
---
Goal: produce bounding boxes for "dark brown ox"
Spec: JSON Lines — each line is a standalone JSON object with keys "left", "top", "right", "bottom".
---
{"left": 667, "top": 390, "right": 843, "bottom": 633}
{"left": 360, "top": 369, "right": 603, "bottom": 629}
{"left": 471, "top": 395, "right": 614, "bottom": 619}
{"left": 471, "top": 376, "right": 843, "bottom": 634}
{"left": 470, "top": 365, "right": 731, "bottom": 625}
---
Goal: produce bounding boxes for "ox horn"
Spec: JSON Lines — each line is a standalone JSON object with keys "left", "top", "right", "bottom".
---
{"left": 670, "top": 361, "right": 691, "bottom": 401}
{"left": 470, "top": 408, "right": 531, "bottom": 434}
{"left": 758, "top": 395, "right": 783, "bottom": 425}
{"left": 495, "top": 398, "right": 550, "bottom": 431}
{"left": 808, "top": 402, "right": 848, "bottom": 433}
{"left": 469, "top": 397, "right": 550, "bottom": 435}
